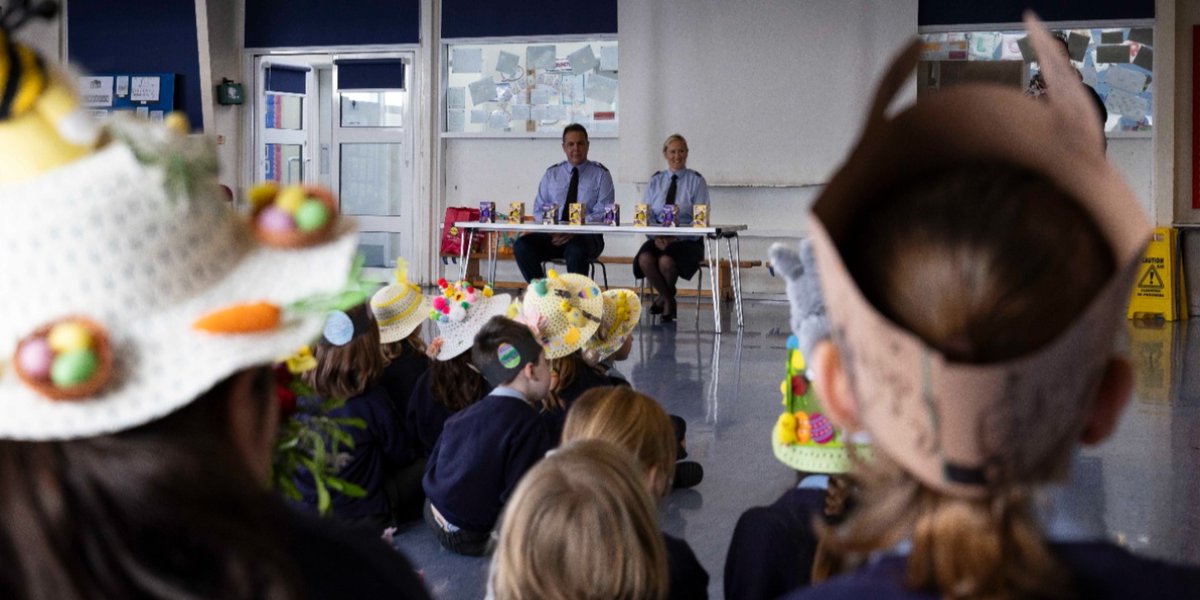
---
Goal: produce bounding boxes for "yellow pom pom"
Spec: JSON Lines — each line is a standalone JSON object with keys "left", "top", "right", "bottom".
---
{"left": 547, "top": 269, "right": 559, "bottom": 280}
{"left": 482, "top": 286, "right": 494, "bottom": 298}
{"left": 563, "top": 327, "right": 580, "bottom": 346}
{"left": 559, "top": 300, "right": 570, "bottom": 312}
{"left": 275, "top": 186, "right": 306, "bottom": 214}
{"left": 48, "top": 322, "right": 92, "bottom": 352}
{"left": 790, "top": 349, "right": 805, "bottom": 372}
{"left": 248, "top": 183, "right": 278, "bottom": 210}
{"left": 164, "top": 112, "right": 190, "bottom": 135}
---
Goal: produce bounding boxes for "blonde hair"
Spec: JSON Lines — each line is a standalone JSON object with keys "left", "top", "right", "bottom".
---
{"left": 490, "top": 440, "right": 668, "bottom": 600}
{"left": 661, "top": 133, "right": 687, "bottom": 152}
{"left": 303, "top": 304, "right": 386, "bottom": 400}
{"left": 381, "top": 326, "right": 426, "bottom": 362}
{"left": 562, "top": 387, "right": 677, "bottom": 498}
{"left": 547, "top": 351, "right": 595, "bottom": 410}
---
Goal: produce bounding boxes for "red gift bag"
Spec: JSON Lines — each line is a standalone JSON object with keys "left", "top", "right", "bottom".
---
{"left": 439, "top": 206, "right": 485, "bottom": 256}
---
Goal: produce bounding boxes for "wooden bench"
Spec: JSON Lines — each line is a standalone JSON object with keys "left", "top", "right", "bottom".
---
{"left": 440, "top": 252, "right": 761, "bottom": 300}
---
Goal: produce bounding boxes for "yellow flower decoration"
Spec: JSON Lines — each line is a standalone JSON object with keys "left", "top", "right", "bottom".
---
{"left": 563, "top": 327, "right": 580, "bottom": 346}
{"left": 284, "top": 345, "right": 317, "bottom": 374}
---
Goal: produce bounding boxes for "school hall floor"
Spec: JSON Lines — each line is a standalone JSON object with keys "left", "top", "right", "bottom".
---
{"left": 391, "top": 299, "right": 1200, "bottom": 599}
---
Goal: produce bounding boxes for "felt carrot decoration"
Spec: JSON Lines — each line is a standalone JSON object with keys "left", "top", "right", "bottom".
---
{"left": 193, "top": 302, "right": 281, "bottom": 333}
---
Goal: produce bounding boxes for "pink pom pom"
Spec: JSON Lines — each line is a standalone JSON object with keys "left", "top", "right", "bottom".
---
{"left": 432, "top": 297, "right": 447, "bottom": 311}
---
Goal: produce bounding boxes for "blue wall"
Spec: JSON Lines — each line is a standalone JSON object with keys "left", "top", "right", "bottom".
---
{"left": 68, "top": 0, "right": 203, "bottom": 130}
{"left": 245, "top": 0, "right": 420, "bottom": 48}
{"left": 442, "top": 0, "right": 617, "bottom": 38}
{"left": 919, "top": 0, "right": 1154, "bottom": 26}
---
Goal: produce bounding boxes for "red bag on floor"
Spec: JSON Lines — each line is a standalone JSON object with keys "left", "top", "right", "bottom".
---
{"left": 439, "top": 206, "right": 484, "bottom": 256}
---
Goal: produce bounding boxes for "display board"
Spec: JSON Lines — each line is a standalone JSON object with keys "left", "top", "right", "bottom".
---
{"left": 920, "top": 26, "right": 1154, "bottom": 134}
{"left": 76, "top": 73, "right": 177, "bottom": 123}
{"left": 618, "top": 0, "right": 918, "bottom": 186}
{"left": 443, "top": 38, "right": 618, "bottom": 136}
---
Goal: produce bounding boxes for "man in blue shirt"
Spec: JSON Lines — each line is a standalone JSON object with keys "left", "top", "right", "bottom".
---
{"left": 513, "top": 124, "right": 614, "bottom": 281}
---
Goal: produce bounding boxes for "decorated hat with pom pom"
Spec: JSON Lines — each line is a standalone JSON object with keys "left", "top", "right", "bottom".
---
{"left": 428, "top": 279, "right": 511, "bottom": 360}
{"left": 370, "top": 258, "right": 431, "bottom": 344}
{"left": 518, "top": 270, "right": 603, "bottom": 359}
{"left": 585, "top": 289, "right": 641, "bottom": 361}
{"left": 772, "top": 335, "right": 870, "bottom": 474}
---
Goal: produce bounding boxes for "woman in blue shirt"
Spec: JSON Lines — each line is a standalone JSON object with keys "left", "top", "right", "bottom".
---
{"left": 634, "top": 134, "right": 710, "bottom": 322}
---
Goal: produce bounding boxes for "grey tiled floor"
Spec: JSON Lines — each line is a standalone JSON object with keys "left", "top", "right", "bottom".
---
{"left": 393, "top": 300, "right": 1200, "bottom": 599}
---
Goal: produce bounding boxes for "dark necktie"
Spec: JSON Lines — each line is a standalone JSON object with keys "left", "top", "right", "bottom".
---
{"left": 665, "top": 174, "right": 678, "bottom": 205}
{"left": 562, "top": 166, "right": 579, "bottom": 221}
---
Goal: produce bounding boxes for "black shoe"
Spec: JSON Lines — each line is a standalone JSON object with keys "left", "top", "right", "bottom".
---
{"left": 649, "top": 297, "right": 664, "bottom": 315}
{"left": 672, "top": 461, "right": 704, "bottom": 489}
{"left": 660, "top": 298, "right": 677, "bottom": 323}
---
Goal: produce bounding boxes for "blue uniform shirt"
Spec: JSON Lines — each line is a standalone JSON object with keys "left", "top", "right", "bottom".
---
{"left": 642, "top": 168, "right": 709, "bottom": 227}
{"left": 533, "top": 160, "right": 615, "bottom": 223}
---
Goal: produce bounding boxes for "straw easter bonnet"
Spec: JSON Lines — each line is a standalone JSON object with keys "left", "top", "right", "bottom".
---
{"left": 516, "top": 271, "right": 604, "bottom": 360}
{"left": 371, "top": 258, "right": 432, "bottom": 344}
{"left": 790, "top": 14, "right": 1149, "bottom": 497}
{"left": 585, "top": 289, "right": 641, "bottom": 361}
{"left": 427, "top": 279, "right": 511, "bottom": 360}
{"left": 0, "top": 35, "right": 358, "bottom": 440}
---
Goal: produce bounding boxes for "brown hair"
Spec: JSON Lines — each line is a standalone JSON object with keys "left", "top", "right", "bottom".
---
{"left": 822, "top": 162, "right": 1116, "bottom": 599}
{"left": 562, "top": 387, "right": 677, "bottom": 498}
{"left": 430, "top": 352, "right": 488, "bottom": 412}
{"left": 548, "top": 350, "right": 600, "bottom": 410}
{"left": 490, "top": 440, "right": 668, "bottom": 600}
{"left": 0, "top": 369, "right": 300, "bottom": 599}
{"left": 382, "top": 327, "right": 426, "bottom": 362}
{"left": 562, "top": 123, "right": 589, "bottom": 142}
{"left": 303, "top": 304, "right": 386, "bottom": 400}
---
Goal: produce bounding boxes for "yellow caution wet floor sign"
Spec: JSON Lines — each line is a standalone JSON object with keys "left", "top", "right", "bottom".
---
{"left": 1127, "top": 227, "right": 1187, "bottom": 321}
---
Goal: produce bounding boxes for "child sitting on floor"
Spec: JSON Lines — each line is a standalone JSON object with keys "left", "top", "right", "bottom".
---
{"left": 421, "top": 316, "right": 556, "bottom": 556}
{"left": 406, "top": 279, "right": 508, "bottom": 457}
{"left": 371, "top": 259, "right": 432, "bottom": 421}
{"left": 489, "top": 440, "right": 669, "bottom": 600}
{"left": 562, "top": 387, "right": 709, "bottom": 599}
{"left": 781, "top": 15, "right": 1200, "bottom": 600}
{"left": 297, "top": 304, "right": 418, "bottom": 527}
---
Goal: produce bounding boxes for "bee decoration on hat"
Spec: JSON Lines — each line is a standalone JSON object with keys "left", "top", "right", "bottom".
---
{"left": 0, "top": 0, "right": 102, "bottom": 185}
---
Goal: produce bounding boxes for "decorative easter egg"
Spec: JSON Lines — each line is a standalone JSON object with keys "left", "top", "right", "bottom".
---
{"left": 47, "top": 322, "right": 92, "bottom": 353}
{"left": 809, "top": 412, "right": 834, "bottom": 444}
{"left": 17, "top": 338, "right": 54, "bottom": 380}
{"left": 497, "top": 343, "right": 522, "bottom": 368}
{"left": 257, "top": 206, "right": 295, "bottom": 232}
{"left": 532, "top": 280, "right": 549, "bottom": 296}
{"left": 275, "top": 187, "right": 307, "bottom": 213}
{"left": 294, "top": 199, "right": 329, "bottom": 232}
{"left": 578, "top": 286, "right": 600, "bottom": 299}
{"left": 322, "top": 311, "right": 355, "bottom": 346}
{"left": 50, "top": 349, "right": 98, "bottom": 387}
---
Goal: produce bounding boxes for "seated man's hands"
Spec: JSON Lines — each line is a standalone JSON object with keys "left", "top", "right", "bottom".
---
{"left": 551, "top": 233, "right": 575, "bottom": 246}
{"left": 653, "top": 237, "right": 673, "bottom": 250}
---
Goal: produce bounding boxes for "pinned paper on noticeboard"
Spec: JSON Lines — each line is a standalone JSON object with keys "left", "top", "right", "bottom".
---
{"left": 452, "top": 48, "right": 483, "bottom": 73}
{"left": 600, "top": 46, "right": 618, "bottom": 71}
{"left": 467, "top": 76, "right": 497, "bottom": 105}
{"left": 447, "top": 87, "right": 466, "bottom": 109}
{"left": 1133, "top": 46, "right": 1153, "bottom": 72}
{"left": 447, "top": 110, "right": 466, "bottom": 132}
{"left": 1067, "top": 33, "right": 1089, "bottom": 62}
{"left": 1104, "top": 89, "right": 1148, "bottom": 120}
{"left": 585, "top": 74, "right": 618, "bottom": 104}
{"left": 1104, "top": 66, "right": 1147, "bottom": 94}
{"left": 496, "top": 51, "right": 521, "bottom": 77}
{"left": 567, "top": 45, "right": 598, "bottom": 74}
{"left": 1095, "top": 44, "right": 1131, "bottom": 64}
{"left": 527, "top": 45, "right": 556, "bottom": 70}
{"left": 510, "top": 104, "right": 531, "bottom": 121}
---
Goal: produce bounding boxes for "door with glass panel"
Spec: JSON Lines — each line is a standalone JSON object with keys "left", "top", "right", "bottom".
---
{"left": 330, "top": 55, "right": 414, "bottom": 276}
{"left": 256, "top": 59, "right": 314, "bottom": 186}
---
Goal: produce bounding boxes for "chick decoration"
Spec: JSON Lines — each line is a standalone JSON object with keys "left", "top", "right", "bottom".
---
{"left": 0, "top": 1, "right": 102, "bottom": 185}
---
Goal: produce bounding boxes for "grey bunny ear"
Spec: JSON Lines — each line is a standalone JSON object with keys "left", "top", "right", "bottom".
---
{"left": 770, "top": 241, "right": 830, "bottom": 360}
{"left": 768, "top": 243, "right": 804, "bottom": 281}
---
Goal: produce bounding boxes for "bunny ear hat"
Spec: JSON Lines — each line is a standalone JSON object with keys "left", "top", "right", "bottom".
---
{"left": 782, "top": 14, "right": 1148, "bottom": 497}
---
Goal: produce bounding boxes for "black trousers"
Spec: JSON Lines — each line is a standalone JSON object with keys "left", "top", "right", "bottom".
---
{"left": 513, "top": 233, "right": 604, "bottom": 282}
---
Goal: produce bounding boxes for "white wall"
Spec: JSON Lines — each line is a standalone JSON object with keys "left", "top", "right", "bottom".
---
{"left": 199, "top": 0, "right": 246, "bottom": 193}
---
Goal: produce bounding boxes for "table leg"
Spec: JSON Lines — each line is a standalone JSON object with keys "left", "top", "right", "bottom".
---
{"left": 457, "top": 228, "right": 468, "bottom": 280}
{"left": 706, "top": 234, "right": 722, "bottom": 333}
{"left": 726, "top": 234, "right": 745, "bottom": 328}
{"left": 487, "top": 232, "right": 497, "bottom": 288}
{"left": 462, "top": 229, "right": 475, "bottom": 283}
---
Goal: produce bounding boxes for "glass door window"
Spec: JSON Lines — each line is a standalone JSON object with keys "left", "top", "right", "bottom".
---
{"left": 257, "top": 60, "right": 314, "bottom": 185}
